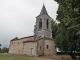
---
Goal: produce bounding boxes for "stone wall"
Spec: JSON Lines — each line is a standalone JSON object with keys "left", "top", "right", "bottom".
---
{"left": 37, "top": 39, "right": 44, "bottom": 56}
{"left": 23, "top": 42, "right": 37, "bottom": 56}
{"left": 35, "top": 14, "right": 52, "bottom": 38}
{"left": 37, "top": 38, "right": 56, "bottom": 56}
{"left": 9, "top": 36, "right": 34, "bottom": 54}
{"left": 9, "top": 37, "right": 57, "bottom": 56}
{"left": 44, "top": 39, "right": 57, "bottom": 56}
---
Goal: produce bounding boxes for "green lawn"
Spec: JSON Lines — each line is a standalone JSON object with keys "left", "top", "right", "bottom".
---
{"left": 39, "top": 55, "right": 80, "bottom": 60}
{"left": 0, "top": 53, "right": 79, "bottom": 60}
{"left": 0, "top": 53, "right": 41, "bottom": 60}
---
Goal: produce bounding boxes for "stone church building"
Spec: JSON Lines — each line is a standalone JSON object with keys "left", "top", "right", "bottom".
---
{"left": 9, "top": 4, "right": 57, "bottom": 56}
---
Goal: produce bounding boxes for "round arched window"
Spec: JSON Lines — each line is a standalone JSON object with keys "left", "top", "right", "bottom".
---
{"left": 39, "top": 19, "right": 42, "bottom": 29}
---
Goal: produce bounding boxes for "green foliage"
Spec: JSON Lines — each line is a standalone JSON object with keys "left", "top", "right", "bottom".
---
{"left": 55, "top": 21, "right": 80, "bottom": 59}
{"left": 51, "top": 20, "right": 58, "bottom": 39}
{"left": 0, "top": 44, "right": 1, "bottom": 53}
{"left": 0, "top": 44, "right": 1, "bottom": 47}
{"left": 54, "top": 0, "right": 80, "bottom": 59}
{"left": 1, "top": 47, "right": 9, "bottom": 53}
{"left": 54, "top": 0, "right": 80, "bottom": 35}
{"left": 0, "top": 48, "right": 1, "bottom": 53}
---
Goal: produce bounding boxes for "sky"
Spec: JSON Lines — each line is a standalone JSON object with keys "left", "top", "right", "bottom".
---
{"left": 0, "top": 0, "right": 58, "bottom": 48}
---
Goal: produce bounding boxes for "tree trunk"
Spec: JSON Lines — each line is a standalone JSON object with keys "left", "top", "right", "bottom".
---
{"left": 74, "top": 51, "right": 75, "bottom": 54}
{"left": 69, "top": 51, "right": 76, "bottom": 59}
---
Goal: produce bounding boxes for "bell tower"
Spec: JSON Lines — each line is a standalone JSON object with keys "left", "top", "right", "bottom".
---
{"left": 34, "top": 4, "right": 52, "bottom": 38}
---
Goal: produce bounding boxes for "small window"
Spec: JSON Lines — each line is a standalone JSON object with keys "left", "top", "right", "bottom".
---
{"left": 39, "top": 19, "right": 42, "bottom": 29}
{"left": 46, "top": 45, "right": 49, "bottom": 49}
{"left": 12, "top": 42, "right": 13, "bottom": 45}
{"left": 18, "top": 42, "right": 19, "bottom": 44}
{"left": 40, "top": 46, "right": 42, "bottom": 50}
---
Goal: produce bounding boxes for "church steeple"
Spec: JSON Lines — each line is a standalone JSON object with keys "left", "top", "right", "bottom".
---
{"left": 35, "top": 4, "right": 52, "bottom": 39}
{"left": 39, "top": 4, "right": 48, "bottom": 16}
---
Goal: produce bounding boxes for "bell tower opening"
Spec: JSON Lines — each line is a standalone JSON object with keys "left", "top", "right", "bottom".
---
{"left": 46, "top": 19, "right": 48, "bottom": 29}
{"left": 39, "top": 19, "right": 42, "bottom": 29}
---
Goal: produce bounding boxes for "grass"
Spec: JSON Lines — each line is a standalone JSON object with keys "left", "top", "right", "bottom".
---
{"left": 39, "top": 55, "right": 80, "bottom": 60}
{"left": 0, "top": 53, "right": 41, "bottom": 60}
{"left": 0, "top": 53, "right": 80, "bottom": 60}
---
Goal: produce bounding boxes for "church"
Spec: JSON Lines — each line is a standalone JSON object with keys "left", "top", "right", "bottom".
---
{"left": 9, "top": 4, "right": 57, "bottom": 56}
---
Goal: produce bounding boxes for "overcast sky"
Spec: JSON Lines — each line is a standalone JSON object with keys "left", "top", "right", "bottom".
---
{"left": 0, "top": 0, "right": 58, "bottom": 48}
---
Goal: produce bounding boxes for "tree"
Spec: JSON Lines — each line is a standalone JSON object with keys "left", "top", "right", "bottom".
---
{"left": 54, "top": 0, "right": 80, "bottom": 35}
{"left": 0, "top": 44, "right": 1, "bottom": 53}
{"left": 51, "top": 19, "right": 58, "bottom": 39}
{"left": 55, "top": 22, "right": 80, "bottom": 59}
{"left": 0, "top": 44, "right": 1, "bottom": 46}
{"left": 1, "top": 47, "right": 9, "bottom": 53}
{"left": 54, "top": 0, "right": 80, "bottom": 59}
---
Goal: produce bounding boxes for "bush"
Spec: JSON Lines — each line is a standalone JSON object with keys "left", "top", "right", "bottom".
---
{"left": 0, "top": 48, "right": 1, "bottom": 53}
{"left": 1, "top": 47, "right": 9, "bottom": 53}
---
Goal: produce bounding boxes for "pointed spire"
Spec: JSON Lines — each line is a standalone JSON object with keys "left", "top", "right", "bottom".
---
{"left": 39, "top": 4, "right": 48, "bottom": 16}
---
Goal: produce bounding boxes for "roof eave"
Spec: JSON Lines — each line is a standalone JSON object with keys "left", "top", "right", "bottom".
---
{"left": 36, "top": 13, "right": 52, "bottom": 19}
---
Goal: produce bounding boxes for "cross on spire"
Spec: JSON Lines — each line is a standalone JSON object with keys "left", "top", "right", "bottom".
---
{"left": 43, "top": 3, "right": 45, "bottom": 6}
{"left": 43, "top": 0, "right": 44, "bottom": 5}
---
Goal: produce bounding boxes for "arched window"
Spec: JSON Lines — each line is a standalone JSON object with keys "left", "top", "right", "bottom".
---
{"left": 39, "top": 19, "right": 42, "bottom": 29}
{"left": 46, "top": 19, "right": 48, "bottom": 29}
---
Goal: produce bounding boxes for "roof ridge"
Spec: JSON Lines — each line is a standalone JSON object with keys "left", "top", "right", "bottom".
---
{"left": 11, "top": 35, "right": 34, "bottom": 41}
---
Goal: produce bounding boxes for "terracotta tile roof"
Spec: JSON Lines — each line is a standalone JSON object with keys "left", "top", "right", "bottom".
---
{"left": 23, "top": 37, "right": 54, "bottom": 43}
{"left": 11, "top": 35, "right": 34, "bottom": 41}
{"left": 23, "top": 38, "right": 43, "bottom": 43}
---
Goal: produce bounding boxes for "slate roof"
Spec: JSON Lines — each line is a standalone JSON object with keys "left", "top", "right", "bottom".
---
{"left": 39, "top": 4, "right": 48, "bottom": 16}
